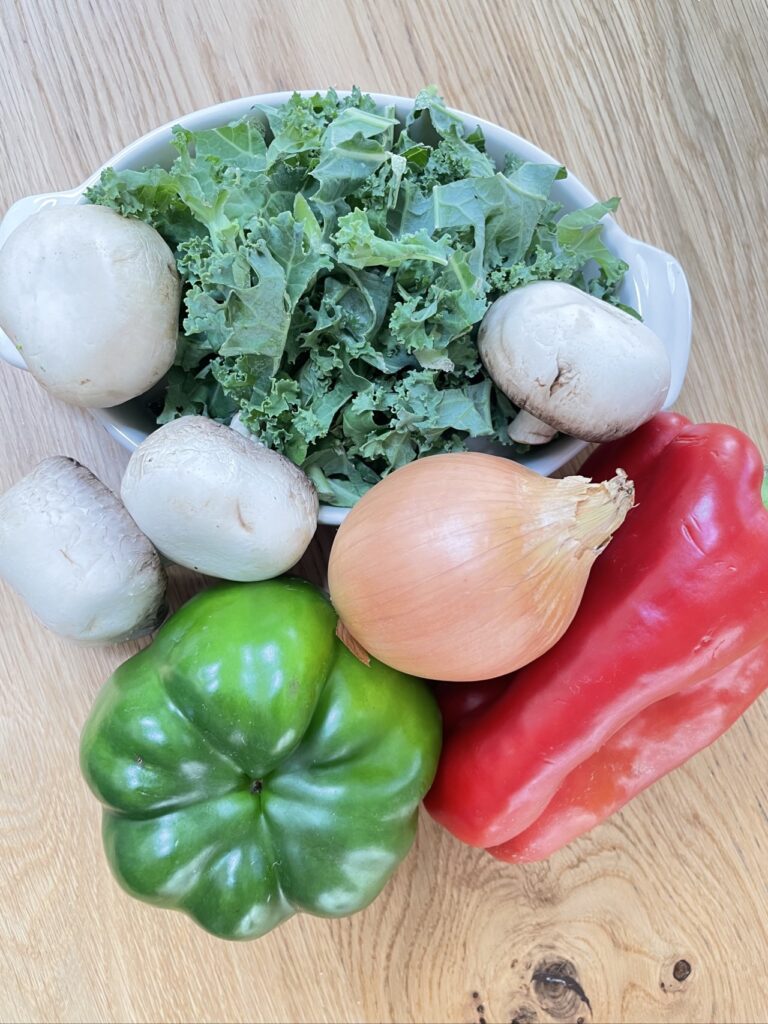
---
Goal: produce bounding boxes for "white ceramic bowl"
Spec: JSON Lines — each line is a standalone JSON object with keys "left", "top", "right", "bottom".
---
{"left": 0, "top": 91, "right": 691, "bottom": 525}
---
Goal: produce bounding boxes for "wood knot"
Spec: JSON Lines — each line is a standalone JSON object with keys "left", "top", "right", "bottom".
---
{"left": 673, "top": 959, "right": 692, "bottom": 983}
{"left": 661, "top": 955, "right": 694, "bottom": 993}
{"left": 531, "top": 959, "right": 591, "bottom": 1020}
{"left": 509, "top": 1007, "right": 538, "bottom": 1024}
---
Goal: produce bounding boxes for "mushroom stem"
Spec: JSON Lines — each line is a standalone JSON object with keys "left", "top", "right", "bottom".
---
{"left": 508, "top": 410, "right": 558, "bottom": 445}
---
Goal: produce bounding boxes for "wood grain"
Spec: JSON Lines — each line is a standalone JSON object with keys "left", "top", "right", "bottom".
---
{"left": 1, "top": 1, "right": 767, "bottom": 1021}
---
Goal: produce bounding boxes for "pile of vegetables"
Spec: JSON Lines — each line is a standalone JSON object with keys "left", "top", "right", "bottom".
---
{"left": 0, "top": 86, "right": 765, "bottom": 944}
{"left": 81, "top": 86, "right": 641, "bottom": 506}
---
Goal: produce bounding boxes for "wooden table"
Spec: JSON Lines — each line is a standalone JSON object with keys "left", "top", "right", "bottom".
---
{"left": 1, "top": 2, "right": 766, "bottom": 1021}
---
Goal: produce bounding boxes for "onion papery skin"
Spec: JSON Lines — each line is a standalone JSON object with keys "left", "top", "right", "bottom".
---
{"left": 328, "top": 452, "right": 633, "bottom": 682}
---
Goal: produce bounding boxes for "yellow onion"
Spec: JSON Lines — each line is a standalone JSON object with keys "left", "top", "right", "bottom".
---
{"left": 328, "top": 452, "right": 634, "bottom": 682}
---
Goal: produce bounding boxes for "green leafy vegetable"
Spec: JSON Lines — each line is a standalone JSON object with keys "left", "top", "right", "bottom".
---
{"left": 87, "top": 87, "right": 633, "bottom": 506}
{"left": 334, "top": 209, "right": 450, "bottom": 269}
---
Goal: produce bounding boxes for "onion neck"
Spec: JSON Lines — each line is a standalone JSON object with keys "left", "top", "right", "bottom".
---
{"left": 573, "top": 469, "right": 635, "bottom": 552}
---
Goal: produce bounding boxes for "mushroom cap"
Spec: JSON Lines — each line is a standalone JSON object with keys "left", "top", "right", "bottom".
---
{"left": 0, "top": 205, "right": 180, "bottom": 408}
{"left": 478, "top": 281, "right": 672, "bottom": 442}
{"left": 0, "top": 457, "right": 166, "bottom": 643}
{"left": 121, "top": 417, "right": 319, "bottom": 582}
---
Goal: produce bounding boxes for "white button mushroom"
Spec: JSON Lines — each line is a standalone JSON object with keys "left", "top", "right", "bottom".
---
{"left": 0, "top": 205, "right": 181, "bottom": 408}
{"left": 120, "top": 417, "right": 319, "bottom": 582}
{"left": 0, "top": 457, "right": 166, "bottom": 643}
{"left": 478, "top": 281, "right": 672, "bottom": 444}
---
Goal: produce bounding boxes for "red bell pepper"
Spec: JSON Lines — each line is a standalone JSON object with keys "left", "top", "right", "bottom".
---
{"left": 431, "top": 678, "right": 504, "bottom": 732}
{"left": 490, "top": 638, "right": 768, "bottom": 861}
{"left": 426, "top": 413, "right": 768, "bottom": 857}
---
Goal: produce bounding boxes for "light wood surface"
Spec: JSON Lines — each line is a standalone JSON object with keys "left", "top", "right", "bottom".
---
{"left": 1, "top": 2, "right": 767, "bottom": 1022}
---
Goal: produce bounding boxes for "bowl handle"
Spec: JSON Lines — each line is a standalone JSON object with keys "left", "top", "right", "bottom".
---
{"left": 0, "top": 189, "right": 83, "bottom": 370}
{"left": 618, "top": 236, "right": 692, "bottom": 409}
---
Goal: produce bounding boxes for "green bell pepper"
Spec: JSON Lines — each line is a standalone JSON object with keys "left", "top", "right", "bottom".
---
{"left": 80, "top": 578, "right": 441, "bottom": 940}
